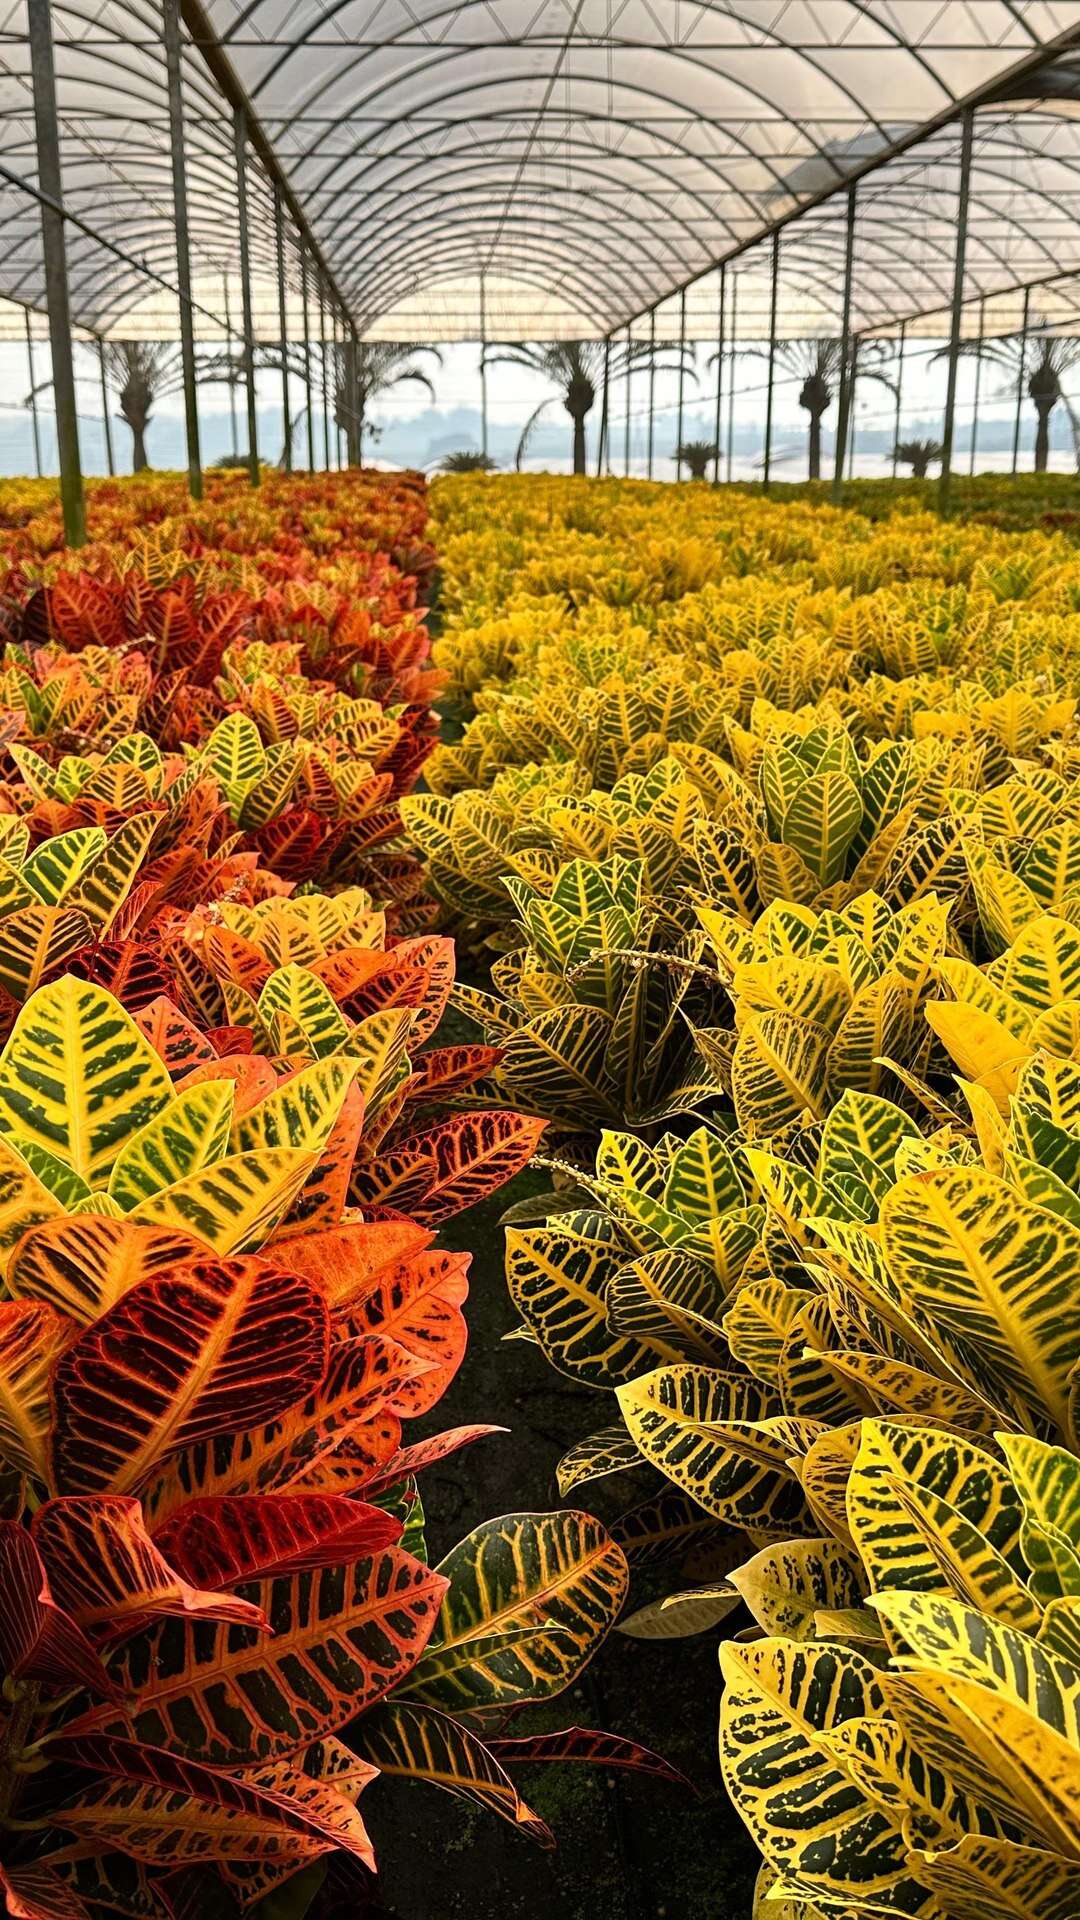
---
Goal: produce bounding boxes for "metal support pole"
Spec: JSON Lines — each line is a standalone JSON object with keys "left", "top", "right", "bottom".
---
{"left": 596, "top": 334, "right": 611, "bottom": 478}
{"left": 763, "top": 230, "right": 780, "bottom": 492}
{"left": 939, "top": 106, "right": 975, "bottom": 514}
{"left": 274, "top": 186, "right": 292, "bottom": 473}
{"left": 832, "top": 183, "right": 857, "bottom": 499}
{"left": 24, "top": 310, "right": 42, "bottom": 479}
{"left": 28, "top": 0, "right": 85, "bottom": 545}
{"left": 847, "top": 337, "right": 859, "bottom": 480}
{"left": 647, "top": 308, "right": 656, "bottom": 480}
{"left": 623, "top": 326, "right": 631, "bottom": 477}
{"left": 351, "top": 329, "right": 363, "bottom": 467}
{"left": 300, "top": 242, "right": 315, "bottom": 470}
{"left": 675, "top": 288, "right": 687, "bottom": 479}
{"left": 319, "top": 280, "right": 330, "bottom": 471}
{"left": 970, "top": 294, "right": 985, "bottom": 474}
{"left": 164, "top": 0, "right": 202, "bottom": 498}
{"left": 479, "top": 273, "right": 489, "bottom": 463}
{"left": 233, "top": 107, "right": 260, "bottom": 487}
{"left": 97, "top": 338, "right": 114, "bottom": 476}
{"left": 330, "top": 310, "right": 340, "bottom": 469}
{"left": 224, "top": 274, "right": 238, "bottom": 457}
{"left": 712, "top": 265, "right": 725, "bottom": 485}
{"left": 892, "top": 320, "right": 905, "bottom": 475}
{"left": 1012, "top": 284, "right": 1030, "bottom": 474}
{"left": 726, "top": 274, "right": 738, "bottom": 482}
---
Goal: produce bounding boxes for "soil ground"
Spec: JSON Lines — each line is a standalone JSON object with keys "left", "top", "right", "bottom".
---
{"left": 362, "top": 1173, "right": 760, "bottom": 1920}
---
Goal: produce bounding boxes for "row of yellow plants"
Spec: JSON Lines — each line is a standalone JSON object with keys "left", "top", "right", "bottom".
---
{"left": 408, "top": 472, "right": 1080, "bottom": 1920}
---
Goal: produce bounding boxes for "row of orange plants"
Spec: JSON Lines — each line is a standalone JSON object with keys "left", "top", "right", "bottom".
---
{"left": 0, "top": 471, "right": 664, "bottom": 1920}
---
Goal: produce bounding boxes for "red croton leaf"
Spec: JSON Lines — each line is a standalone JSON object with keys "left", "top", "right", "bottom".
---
{"left": 483, "top": 1726, "right": 695, "bottom": 1791}
{"left": 68, "top": 1548, "right": 449, "bottom": 1768}
{"left": 49, "top": 1257, "right": 331, "bottom": 1498}
{"left": 345, "top": 1249, "right": 470, "bottom": 1416}
{"left": 135, "top": 997, "right": 218, "bottom": 1077}
{"left": 140, "top": 1333, "right": 426, "bottom": 1528}
{"left": 267, "top": 1217, "right": 433, "bottom": 1313}
{"left": 350, "top": 1111, "right": 547, "bottom": 1223}
{"left": 0, "top": 1299, "right": 76, "bottom": 1480}
{"left": 152, "top": 1492, "right": 403, "bottom": 1589}
{"left": 362, "top": 1424, "right": 507, "bottom": 1496}
{"left": 1, "top": 1864, "right": 91, "bottom": 1920}
{"left": 47, "top": 1732, "right": 379, "bottom": 1866}
{"left": 405, "top": 1043, "right": 503, "bottom": 1102}
{"left": 0, "top": 1521, "right": 119, "bottom": 1698}
{"left": 9, "top": 1218, "right": 205, "bottom": 1327}
{"left": 31, "top": 1495, "right": 268, "bottom": 1635}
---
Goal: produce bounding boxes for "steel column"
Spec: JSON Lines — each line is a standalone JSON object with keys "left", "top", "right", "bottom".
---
{"left": 596, "top": 334, "right": 611, "bottom": 478}
{"left": 1012, "top": 285, "right": 1031, "bottom": 474}
{"left": 939, "top": 106, "right": 975, "bottom": 513}
{"left": 762, "top": 230, "right": 780, "bottom": 492}
{"left": 623, "top": 326, "right": 631, "bottom": 477}
{"left": 163, "top": 0, "right": 202, "bottom": 498}
{"left": 233, "top": 107, "right": 260, "bottom": 486}
{"left": 647, "top": 308, "right": 656, "bottom": 480}
{"left": 319, "top": 280, "right": 330, "bottom": 471}
{"left": 847, "top": 337, "right": 859, "bottom": 480}
{"left": 223, "top": 274, "right": 238, "bottom": 458}
{"left": 832, "top": 183, "right": 857, "bottom": 500}
{"left": 675, "top": 287, "right": 687, "bottom": 479}
{"left": 712, "top": 265, "right": 725, "bottom": 485}
{"left": 24, "top": 310, "right": 42, "bottom": 479}
{"left": 726, "top": 274, "right": 738, "bottom": 482}
{"left": 479, "top": 272, "right": 489, "bottom": 463}
{"left": 892, "top": 320, "right": 905, "bottom": 475}
{"left": 28, "top": 0, "right": 85, "bottom": 545}
{"left": 970, "top": 294, "right": 985, "bottom": 474}
{"left": 300, "top": 242, "right": 315, "bottom": 470}
{"left": 97, "top": 339, "right": 114, "bottom": 476}
{"left": 274, "top": 186, "right": 292, "bottom": 473}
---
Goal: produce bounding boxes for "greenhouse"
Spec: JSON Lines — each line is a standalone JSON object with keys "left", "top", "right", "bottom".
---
{"left": 3, "top": 5, "right": 1080, "bottom": 1920}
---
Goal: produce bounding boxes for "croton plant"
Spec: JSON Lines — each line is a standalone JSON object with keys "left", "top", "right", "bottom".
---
{"left": 0, "top": 474, "right": 672, "bottom": 1920}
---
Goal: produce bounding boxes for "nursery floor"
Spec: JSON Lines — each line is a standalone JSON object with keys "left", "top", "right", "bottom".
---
{"left": 361, "top": 1171, "right": 760, "bottom": 1920}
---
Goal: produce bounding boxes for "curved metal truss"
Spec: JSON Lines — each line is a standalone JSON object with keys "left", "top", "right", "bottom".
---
{"left": 5, "top": 0, "right": 1080, "bottom": 344}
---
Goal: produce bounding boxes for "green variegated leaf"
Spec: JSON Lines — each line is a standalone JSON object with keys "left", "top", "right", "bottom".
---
{"left": 399, "top": 1511, "right": 628, "bottom": 1710}
{"left": 730, "top": 1537, "right": 866, "bottom": 1639}
{"left": 880, "top": 1167, "right": 1080, "bottom": 1433}
{"left": 615, "top": 1366, "right": 812, "bottom": 1534}
{"left": 0, "top": 979, "right": 173, "bottom": 1186}
{"left": 21, "top": 827, "right": 106, "bottom": 906}
{"left": 107, "top": 1083, "right": 236, "bottom": 1212}
{"left": 257, "top": 966, "right": 349, "bottom": 1059}
{"left": 556, "top": 1424, "right": 643, "bottom": 1496}
{"left": 998, "top": 1433, "right": 1080, "bottom": 1601}
{"left": 498, "top": 1006, "right": 618, "bottom": 1127}
{"left": 506, "top": 1223, "right": 664, "bottom": 1385}
{"left": 782, "top": 771, "right": 863, "bottom": 887}
{"left": 731, "top": 1012, "right": 830, "bottom": 1135}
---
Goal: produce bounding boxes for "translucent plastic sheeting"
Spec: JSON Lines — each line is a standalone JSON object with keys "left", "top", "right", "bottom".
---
{"left": 5, "top": 0, "right": 1080, "bottom": 340}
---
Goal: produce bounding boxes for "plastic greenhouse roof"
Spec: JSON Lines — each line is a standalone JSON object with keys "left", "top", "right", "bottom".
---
{"left": 6, "top": 1, "right": 1080, "bottom": 341}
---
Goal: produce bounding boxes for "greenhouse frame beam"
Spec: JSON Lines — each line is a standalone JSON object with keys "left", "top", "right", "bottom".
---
{"left": 179, "top": 0, "right": 354, "bottom": 331}
{"left": 233, "top": 107, "right": 261, "bottom": 488}
{"left": 939, "top": 107, "right": 975, "bottom": 514}
{"left": 832, "top": 185, "right": 857, "bottom": 502}
{"left": 164, "top": 0, "right": 203, "bottom": 501}
{"left": 27, "top": 0, "right": 84, "bottom": 547}
{"left": 616, "top": 14, "right": 1080, "bottom": 335}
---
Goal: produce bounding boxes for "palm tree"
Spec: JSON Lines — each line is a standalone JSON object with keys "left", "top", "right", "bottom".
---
{"left": 674, "top": 440, "right": 717, "bottom": 480}
{"left": 485, "top": 341, "right": 696, "bottom": 476}
{"left": 333, "top": 343, "right": 441, "bottom": 466}
{"left": 893, "top": 438, "right": 943, "bottom": 477}
{"left": 101, "top": 343, "right": 199, "bottom": 472}
{"left": 712, "top": 338, "right": 896, "bottom": 481}
{"left": 934, "top": 327, "right": 1080, "bottom": 471}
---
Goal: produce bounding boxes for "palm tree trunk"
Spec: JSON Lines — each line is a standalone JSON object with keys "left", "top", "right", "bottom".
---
{"left": 131, "top": 423, "right": 148, "bottom": 472}
{"left": 808, "top": 409, "right": 822, "bottom": 481}
{"left": 571, "top": 411, "right": 587, "bottom": 475}
{"left": 1034, "top": 399, "right": 1053, "bottom": 473}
